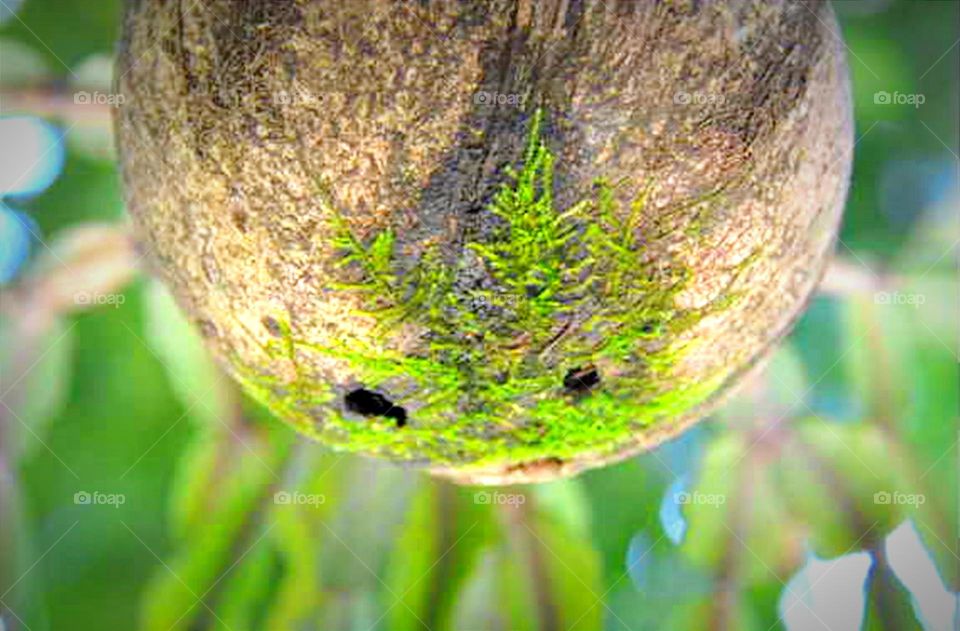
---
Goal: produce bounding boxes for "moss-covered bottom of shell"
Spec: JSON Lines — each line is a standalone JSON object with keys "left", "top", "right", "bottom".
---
{"left": 225, "top": 109, "right": 756, "bottom": 469}
{"left": 235, "top": 362, "right": 730, "bottom": 468}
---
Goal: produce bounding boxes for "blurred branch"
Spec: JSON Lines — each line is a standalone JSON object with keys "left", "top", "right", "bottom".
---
{"left": 865, "top": 543, "right": 924, "bottom": 630}
{"left": 0, "top": 223, "right": 138, "bottom": 322}
{"left": 498, "top": 493, "right": 559, "bottom": 630}
{"left": 0, "top": 223, "right": 136, "bottom": 629}
{"left": 190, "top": 421, "right": 296, "bottom": 631}
{"left": 0, "top": 86, "right": 115, "bottom": 127}
{"left": 0, "top": 442, "right": 23, "bottom": 630}
{"left": 819, "top": 258, "right": 896, "bottom": 296}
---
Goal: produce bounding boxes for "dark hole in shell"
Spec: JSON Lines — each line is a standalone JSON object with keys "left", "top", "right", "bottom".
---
{"left": 563, "top": 366, "right": 600, "bottom": 393}
{"left": 345, "top": 388, "right": 407, "bottom": 427}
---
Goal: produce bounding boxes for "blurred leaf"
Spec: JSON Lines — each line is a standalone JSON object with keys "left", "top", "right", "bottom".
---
{"left": 844, "top": 23, "right": 916, "bottom": 123}
{"left": 140, "top": 428, "right": 291, "bottom": 631}
{"left": 383, "top": 483, "right": 494, "bottom": 631}
{"left": 143, "top": 280, "right": 230, "bottom": 427}
{"left": 464, "top": 488, "right": 615, "bottom": 629}
{"left": 778, "top": 420, "right": 910, "bottom": 557}
{"left": 675, "top": 415, "right": 923, "bottom": 627}
{"left": 1, "top": 405, "right": 52, "bottom": 631}
{"left": 167, "top": 430, "right": 227, "bottom": 542}
{"left": 0, "top": 314, "right": 73, "bottom": 460}
{"left": 0, "top": 0, "right": 121, "bottom": 72}
{"left": 1, "top": 221, "right": 134, "bottom": 458}
{"left": 667, "top": 593, "right": 768, "bottom": 631}
{"left": 582, "top": 458, "right": 668, "bottom": 584}
{"left": 449, "top": 489, "right": 603, "bottom": 631}
{"left": 19, "top": 222, "right": 136, "bottom": 314}
{"left": 884, "top": 520, "right": 957, "bottom": 630}
{"left": 381, "top": 481, "right": 603, "bottom": 630}
{"left": 530, "top": 477, "right": 592, "bottom": 538}
{"left": 581, "top": 453, "right": 701, "bottom": 628}
{"left": 682, "top": 432, "right": 800, "bottom": 585}
{"left": 318, "top": 462, "right": 420, "bottom": 594}
{"left": 165, "top": 438, "right": 371, "bottom": 631}
{"left": 213, "top": 544, "right": 278, "bottom": 631}
{"left": 520, "top": 507, "right": 603, "bottom": 631}
{"left": 19, "top": 281, "right": 191, "bottom": 631}
{"left": 861, "top": 551, "right": 925, "bottom": 631}
{"left": 843, "top": 292, "right": 959, "bottom": 587}
{"left": 260, "top": 447, "right": 346, "bottom": 631}
{"left": 23, "top": 151, "right": 124, "bottom": 236}
{"left": 614, "top": 532, "right": 712, "bottom": 630}
{"left": 449, "top": 548, "right": 521, "bottom": 630}
{"left": 788, "top": 298, "right": 861, "bottom": 422}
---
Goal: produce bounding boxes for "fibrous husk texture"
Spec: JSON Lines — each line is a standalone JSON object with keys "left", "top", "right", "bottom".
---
{"left": 116, "top": 0, "right": 852, "bottom": 484}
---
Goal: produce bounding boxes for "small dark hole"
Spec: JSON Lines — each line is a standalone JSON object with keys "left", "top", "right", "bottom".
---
{"left": 563, "top": 366, "right": 601, "bottom": 393}
{"left": 640, "top": 321, "right": 659, "bottom": 335}
{"left": 345, "top": 389, "right": 407, "bottom": 427}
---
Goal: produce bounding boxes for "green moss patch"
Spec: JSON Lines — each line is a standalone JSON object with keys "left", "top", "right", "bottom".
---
{"left": 235, "top": 109, "right": 749, "bottom": 467}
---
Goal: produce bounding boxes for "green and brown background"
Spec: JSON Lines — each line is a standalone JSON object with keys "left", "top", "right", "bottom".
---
{"left": 0, "top": 0, "right": 956, "bottom": 629}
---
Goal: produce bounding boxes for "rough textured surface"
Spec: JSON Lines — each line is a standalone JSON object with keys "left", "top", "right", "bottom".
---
{"left": 116, "top": 0, "right": 853, "bottom": 484}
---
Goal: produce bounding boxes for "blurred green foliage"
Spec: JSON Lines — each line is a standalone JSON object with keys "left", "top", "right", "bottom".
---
{"left": 1, "top": 1, "right": 957, "bottom": 630}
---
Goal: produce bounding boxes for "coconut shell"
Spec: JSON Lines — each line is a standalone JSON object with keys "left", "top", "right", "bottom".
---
{"left": 116, "top": 0, "right": 852, "bottom": 484}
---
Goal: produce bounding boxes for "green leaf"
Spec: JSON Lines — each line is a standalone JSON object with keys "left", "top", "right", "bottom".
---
{"left": 581, "top": 459, "right": 669, "bottom": 588}
{"left": 261, "top": 448, "right": 346, "bottom": 630}
{"left": 445, "top": 487, "right": 603, "bottom": 631}
{"left": 383, "top": 482, "right": 494, "bottom": 631}
{"left": 0, "top": 37, "right": 52, "bottom": 86}
{"left": 0, "top": 315, "right": 74, "bottom": 461}
{"left": 842, "top": 292, "right": 959, "bottom": 587}
{"left": 212, "top": 544, "right": 279, "bottom": 631}
{"left": 143, "top": 280, "right": 230, "bottom": 426}
{"left": 0, "top": 0, "right": 121, "bottom": 71}
{"left": 449, "top": 547, "right": 534, "bottom": 631}
{"left": 140, "top": 431, "right": 291, "bottom": 631}
{"left": 525, "top": 513, "right": 604, "bottom": 631}
{"left": 167, "top": 428, "right": 225, "bottom": 541}
{"left": 531, "top": 478, "right": 592, "bottom": 539}
{"left": 682, "top": 432, "right": 800, "bottom": 586}
{"left": 780, "top": 420, "right": 910, "bottom": 556}
{"left": 861, "top": 552, "right": 925, "bottom": 631}
{"left": 678, "top": 415, "right": 921, "bottom": 627}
